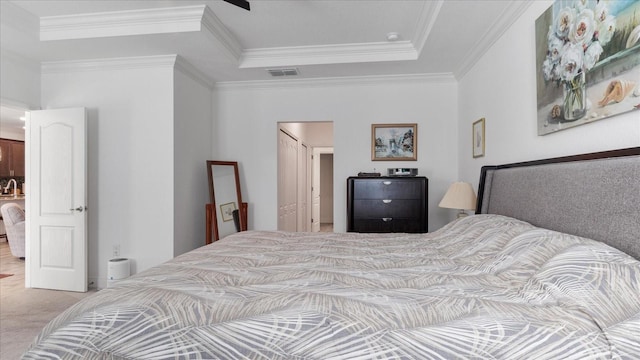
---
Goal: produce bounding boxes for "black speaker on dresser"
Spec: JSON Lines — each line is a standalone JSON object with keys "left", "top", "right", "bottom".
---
{"left": 347, "top": 176, "right": 428, "bottom": 233}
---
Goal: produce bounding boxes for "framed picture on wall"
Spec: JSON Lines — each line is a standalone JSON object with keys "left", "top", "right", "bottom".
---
{"left": 371, "top": 123, "right": 417, "bottom": 161}
{"left": 472, "top": 118, "right": 485, "bottom": 158}
{"left": 220, "top": 202, "right": 237, "bottom": 222}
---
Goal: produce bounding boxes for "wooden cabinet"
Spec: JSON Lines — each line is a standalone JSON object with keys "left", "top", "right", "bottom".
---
{"left": 0, "top": 139, "right": 25, "bottom": 177}
{"left": 347, "top": 176, "right": 428, "bottom": 233}
{"left": 0, "top": 140, "right": 10, "bottom": 176}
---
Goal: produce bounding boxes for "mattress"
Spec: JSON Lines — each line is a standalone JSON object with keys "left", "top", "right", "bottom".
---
{"left": 22, "top": 215, "right": 640, "bottom": 359}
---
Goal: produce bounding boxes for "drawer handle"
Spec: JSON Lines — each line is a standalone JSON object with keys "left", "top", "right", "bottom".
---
{"left": 382, "top": 199, "right": 392, "bottom": 204}
{"left": 382, "top": 217, "right": 392, "bottom": 222}
{"left": 382, "top": 181, "right": 392, "bottom": 185}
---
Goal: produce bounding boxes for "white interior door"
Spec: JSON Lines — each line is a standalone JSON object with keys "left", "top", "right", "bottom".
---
{"left": 297, "top": 143, "right": 309, "bottom": 232}
{"left": 26, "top": 107, "right": 88, "bottom": 292}
{"left": 311, "top": 148, "right": 321, "bottom": 232}
{"left": 278, "top": 129, "right": 297, "bottom": 231}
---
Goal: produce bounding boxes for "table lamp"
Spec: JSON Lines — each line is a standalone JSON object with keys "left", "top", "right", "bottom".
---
{"left": 439, "top": 182, "right": 477, "bottom": 218}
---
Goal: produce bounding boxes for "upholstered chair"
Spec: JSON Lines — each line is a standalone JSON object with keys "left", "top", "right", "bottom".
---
{"left": 0, "top": 203, "right": 25, "bottom": 259}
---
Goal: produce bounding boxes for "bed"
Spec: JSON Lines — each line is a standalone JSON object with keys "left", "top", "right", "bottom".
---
{"left": 22, "top": 147, "right": 640, "bottom": 359}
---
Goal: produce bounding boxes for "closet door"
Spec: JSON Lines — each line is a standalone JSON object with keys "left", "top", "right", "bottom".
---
{"left": 277, "top": 130, "right": 297, "bottom": 231}
{"left": 297, "top": 143, "right": 309, "bottom": 232}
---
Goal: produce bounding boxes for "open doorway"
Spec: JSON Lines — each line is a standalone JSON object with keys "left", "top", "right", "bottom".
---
{"left": 277, "top": 122, "right": 333, "bottom": 232}
{"left": 319, "top": 153, "right": 333, "bottom": 232}
{"left": 0, "top": 102, "right": 28, "bottom": 287}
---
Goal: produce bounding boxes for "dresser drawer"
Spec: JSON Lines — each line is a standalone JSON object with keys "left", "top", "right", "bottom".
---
{"left": 352, "top": 199, "right": 422, "bottom": 218}
{"left": 351, "top": 179, "right": 423, "bottom": 199}
{"left": 351, "top": 219, "right": 425, "bottom": 233}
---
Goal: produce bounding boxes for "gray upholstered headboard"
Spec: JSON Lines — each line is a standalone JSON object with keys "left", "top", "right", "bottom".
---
{"left": 477, "top": 147, "right": 640, "bottom": 259}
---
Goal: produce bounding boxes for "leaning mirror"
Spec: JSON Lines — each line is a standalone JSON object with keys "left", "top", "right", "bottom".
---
{"left": 206, "top": 160, "right": 246, "bottom": 244}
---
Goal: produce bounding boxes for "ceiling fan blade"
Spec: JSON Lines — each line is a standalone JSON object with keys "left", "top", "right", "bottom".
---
{"left": 223, "top": 0, "right": 250, "bottom": 11}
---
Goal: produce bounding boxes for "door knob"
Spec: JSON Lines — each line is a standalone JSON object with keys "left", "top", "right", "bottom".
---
{"left": 70, "top": 206, "right": 85, "bottom": 212}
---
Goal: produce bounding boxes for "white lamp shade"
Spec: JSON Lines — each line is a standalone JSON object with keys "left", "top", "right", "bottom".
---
{"left": 439, "top": 182, "right": 477, "bottom": 210}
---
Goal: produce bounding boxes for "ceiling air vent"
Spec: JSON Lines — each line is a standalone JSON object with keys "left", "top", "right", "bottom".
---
{"left": 267, "top": 68, "right": 299, "bottom": 77}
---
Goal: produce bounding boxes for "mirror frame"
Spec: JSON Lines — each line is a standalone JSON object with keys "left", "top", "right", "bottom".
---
{"left": 206, "top": 160, "right": 245, "bottom": 244}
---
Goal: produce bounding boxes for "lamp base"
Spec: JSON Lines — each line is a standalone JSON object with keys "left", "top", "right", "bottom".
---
{"left": 456, "top": 210, "right": 469, "bottom": 218}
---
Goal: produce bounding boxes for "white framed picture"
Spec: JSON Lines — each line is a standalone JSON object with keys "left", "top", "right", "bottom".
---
{"left": 473, "top": 118, "right": 485, "bottom": 158}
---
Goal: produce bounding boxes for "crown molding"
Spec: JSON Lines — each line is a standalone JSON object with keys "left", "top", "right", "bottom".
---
{"left": 40, "top": 54, "right": 214, "bottom": 90}
{"left": 0, "top": 97, "right": 39, "bottom": 112}
{"left": 40, "top": 5, "right": 206, "bottom": 41}
{"left": 174, "top": 56, "right": 215, "bottom": 90}
{"left": 0, "top": 48, "right": 41, "bottom": 73}
{"left": 239, "top": 41, "right": 417, "bottom": 68}
{"left": 201, "top": 6, "right": 242, "bottom": 62}
{"left": 237, "top": 1, "right": 442, "bottom": 69}
{"left": 455, "top": 1, "right": 534, "bottom": 79}
{"left": 41, "top": 55, "right": 178, "bottom": 74}
{"left": 1, "top": 1, "right": 39, "bottom": 36}
{"left": 215, "top": 72, "right": 455, "bottom": 91}
{"left": 412, "top": 0, "right": 444, "bottom": 56}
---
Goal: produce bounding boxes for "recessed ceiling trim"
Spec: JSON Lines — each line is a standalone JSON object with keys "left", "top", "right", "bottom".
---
{"left": 215, "top": 72, "right": 456, "bottom": 90}
{"left": 40, "top": 5, "right": 207, "bottom": 41}
{"left": 412, "top": 0, "right": 444, "bottom": 56}
{"left": 455, "top": 1, "right": 534, "bottom": 79}
{"left": 175, "top": 56, "right": 215, "bottom": 90}
{"left": 201, "top": 6, "right": 242, "bottom": 62}
{"left": 0, "top": 1, "right": 39, "bottom": 36}
{"left": 1, "top": 49, "right": 40, "bottom": 74}
{"left": 239, "top": 41, "right": 417, "bottom": 68}
{"left": 41, "top": 55, "right": 178, "bottom": 74}
{"left": 0, "top": 98, "right": 35, "bottom": 112}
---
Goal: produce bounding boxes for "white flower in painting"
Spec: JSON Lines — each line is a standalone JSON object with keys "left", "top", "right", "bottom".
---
{"left": 555, "top": 7, "right": 575, "bottom": 38}
{"left": 569, "top": 9, "right": 596, "bottom": 46}
{"left": 542, "top": 58, "right": 555, "bottom": 81}
{"left": 597, "top": 17, "right": 616, "bottom": 45}
{"left": 573, "top": 0, "right": 589, "bottom": 12}
{"left": 594, "top": 2, "right": 609, "bottom": 23}
{"left": 547, "top": 33, "right": 564, "bottom": 62}
{"left": 560, "top": 43, "right": 584, "bottom": 81}
{"left": 543, "top": 57, "right": 562, "bottom": 81}
{"left": 584, "top": 41, "right": 603, "bottom": 69}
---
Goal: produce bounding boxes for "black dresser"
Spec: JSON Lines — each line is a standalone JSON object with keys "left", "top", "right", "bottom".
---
{"left": 347, "top": 176, "right": 428, "bottom": 233}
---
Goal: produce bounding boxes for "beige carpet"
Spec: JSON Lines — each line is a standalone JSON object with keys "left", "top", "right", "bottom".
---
{"left": 0, "top": 240, "right": 95, "bottom": 359}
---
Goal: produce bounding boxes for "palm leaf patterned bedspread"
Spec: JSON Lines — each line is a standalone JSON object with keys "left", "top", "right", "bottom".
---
{"left": 23, "top": 215, "right": 640, "bottom": 359}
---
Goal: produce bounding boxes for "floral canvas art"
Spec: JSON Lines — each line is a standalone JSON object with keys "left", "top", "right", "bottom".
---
{"left": 535, "top": 0, "right": 640, "bottom": 135}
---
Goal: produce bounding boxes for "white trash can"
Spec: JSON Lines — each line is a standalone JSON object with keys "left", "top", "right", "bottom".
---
{"left": 107, "top": 258, "right": 130, "bottom": 288}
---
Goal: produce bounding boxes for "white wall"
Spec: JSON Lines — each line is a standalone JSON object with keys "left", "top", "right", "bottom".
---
{"left": 214, "top": 76, "right": 459, "bottom": 232}
{"left": 458, "top": 1, "right": 640, "bottom": 192}
{"left": 0, "top": 51, "right": 40, "bottom": 109}
{"left": 41, "top": 62, "right": 176, "bottom": 288}
{"left": 173, "top": 68, "right": 212, "bottom": 256}
{"left": 1, "top": 3, "right": 39, "bottom": 141}
{"left": 1, "top": 50, "right": 40, "bottom": 142}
